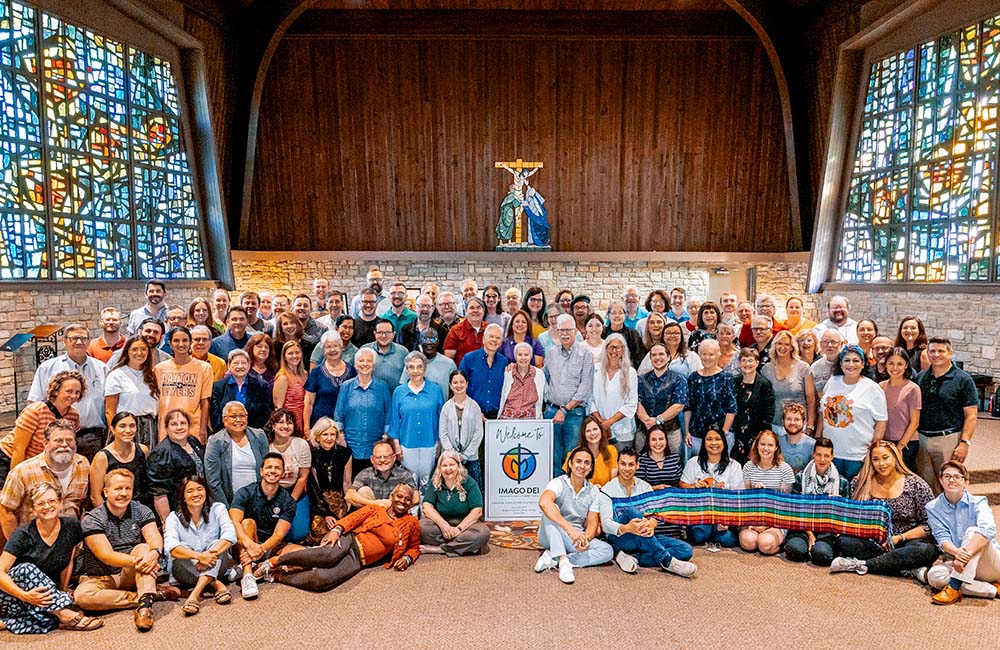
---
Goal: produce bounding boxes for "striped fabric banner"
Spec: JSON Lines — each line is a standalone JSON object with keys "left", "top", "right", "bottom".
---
{"left": 612, "top": 488, "right": 892, "bottom": 542}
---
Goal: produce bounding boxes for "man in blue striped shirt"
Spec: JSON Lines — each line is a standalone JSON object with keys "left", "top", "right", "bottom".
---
{"left": 544, "top": 314, "right": 594, "bottom": 477}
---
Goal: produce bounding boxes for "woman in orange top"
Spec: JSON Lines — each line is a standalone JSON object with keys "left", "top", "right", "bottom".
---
{"left": 563, "top": 415, "right": 618, "bottom": 486}
{"left": 0, "top": 371, "right": 85, "bottom": 485}
{"left": 781, "top": 296, "right": 817, "bottom": 335}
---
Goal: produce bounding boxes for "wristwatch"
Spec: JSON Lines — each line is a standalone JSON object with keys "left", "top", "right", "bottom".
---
{"left": 656, "top": 417, "right": 664, "bottom": 427}
{"left": 959, "top": 439, "right": 971, "bottom": 446}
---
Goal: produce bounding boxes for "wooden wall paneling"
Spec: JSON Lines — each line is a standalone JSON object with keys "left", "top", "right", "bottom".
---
{"left": 248, "top": 34, "right": 795, "bottom": 252}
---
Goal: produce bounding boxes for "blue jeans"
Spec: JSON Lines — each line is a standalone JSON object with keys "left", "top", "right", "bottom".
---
{"left": 545, "top": 405, "right": 586, "bottom": 477}
{"left": 539, "top": 522, "right": 613, "bottom": 567}
{"left": 610, "top": 506, "right": 693, "bottom": 567}
{"left": 688, "top": 524, "right": 738, "bottom": 547}
{"left": 288, "top": 493, "right": 311, "bottom": 543}
{"left": 834, "top": 458, "right": 864, "bottom": 483}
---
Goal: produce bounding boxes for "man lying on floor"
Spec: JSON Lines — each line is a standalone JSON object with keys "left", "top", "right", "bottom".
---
{"left": 254, "top": 483, "right": 420, "bottom": 592}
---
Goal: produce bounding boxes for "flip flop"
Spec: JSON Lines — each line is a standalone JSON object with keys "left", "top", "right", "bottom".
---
{"left": 60, "top": 613, "right": 104, "bottom": 631}
{"left": 181, "top": 599, "right": 200, "bottom": 615}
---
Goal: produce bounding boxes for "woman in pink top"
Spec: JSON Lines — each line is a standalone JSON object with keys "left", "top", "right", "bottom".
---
{"left": 879, "top": 347, "right": 921, "bottom": 473}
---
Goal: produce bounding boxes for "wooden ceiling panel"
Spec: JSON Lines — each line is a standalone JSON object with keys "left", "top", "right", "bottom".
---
{"left": 309, "top": 0, "right": 733, "bottom": 10}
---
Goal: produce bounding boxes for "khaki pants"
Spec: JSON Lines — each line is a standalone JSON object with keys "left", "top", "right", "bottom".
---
{"left": 927, "top": 529, "right": 1000, "bottom": 598}
{"left": 917, "top": 432, "right": 961, "bottom": 493}
{"left": 75, "top": 545, "right": 156, "bottom": 611}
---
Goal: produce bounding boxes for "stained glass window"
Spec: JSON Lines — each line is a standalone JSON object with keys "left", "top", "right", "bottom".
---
{"left": 837, "top": 14, "right": 1000, "bottom": 282}
{"left": 0, "top": 0, "right": 206, "bottom": 280}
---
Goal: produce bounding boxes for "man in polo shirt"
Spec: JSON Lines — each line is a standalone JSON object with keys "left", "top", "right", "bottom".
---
{"left": 191, "top": 325, "right": 227, "bottom": 381}
{"left": 916, "top": 337, "right": 977, "bottom": 492}
{"left": 0, "top": 419, "right": 90, "bottom": 540}
{"left": 739, "top": 294, "right": 788, "bottom": 347}
{"left": 126, "top": 279, "right": 167, "bottom": 337}
{"left": 28, "top": 323, "right": 107, "bottom": 461}
{"left": 346, "top": 441, "right": 418, "bottom": 509}
{"left": 210, "top": 306, "right": 251, "bottom": 360}
{"left": 544, "top": 314, "right": 595, "bottom": 477}
{"left": 76, "top": 469, "right": 179, "bottom": 631}
{"left": 363, "top": 318, "right": 408, "bottom": 391}
{"left": 459, "top": 323, "right": 508, "bottom": 419}
{"left": 597, "top": 447, "right": 696, "bottom": 577}
{"left": 443, "top": 296, "right": 486, "bottom": 366}
{"left": 399, "top": 293, "right": 449, "bottom": 351}
{"left": 383, "top": 282, "right": 417, "bottom": 335}
{"left": 622, "top": 286, "right": 649, "bottom": 330}
{"left": 229, "top": 453, "right": 296, "bottom": 600}
{"left": 87, "top": 307, "right": 124, "bottom": 363}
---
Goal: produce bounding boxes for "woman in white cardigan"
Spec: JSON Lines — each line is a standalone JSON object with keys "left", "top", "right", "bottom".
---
{"left": 439, "top": 369, "right": 486, "bottom": 490}
{"left": 588, "top": 334, "right": 639, "bottom": 451}
{"left": 499, "top": 342, "right": 547, "bottom": 420}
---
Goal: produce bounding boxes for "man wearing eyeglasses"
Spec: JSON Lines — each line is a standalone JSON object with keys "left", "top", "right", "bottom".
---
{"left": 544, "top": 314, "right": 595, "bottom": 478}
{"left": 346, "top": 441, "right": 418, "bottom": 509}
{"left": 27, "top": 324, "right": 108, "bottom": 461}
{"left": 923, "top": 461, "right": 1000, "bottom": 604}
{"left": 351, "top": 288, "right": 381, "bottom": 348}
{"left": 349, "top": 266, "right": 389, "bottom": 318}
{"left": 398, "top": 294, "right": 449, "bottom": 351}
{"left": 748, "top": 315, "right": 775, "bottom": 368}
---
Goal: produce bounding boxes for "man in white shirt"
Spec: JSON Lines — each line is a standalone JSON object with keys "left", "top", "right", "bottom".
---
{"left": 598, "top": 447, "right": 697, "bottom": 577}
{"left": 28, "top": 324, "right": 107, "bottom": 460}
{"left": 813, "top": 295, "right": 858, "bottom": 345}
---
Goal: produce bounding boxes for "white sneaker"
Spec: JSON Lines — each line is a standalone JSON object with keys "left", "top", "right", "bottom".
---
{"left": 663, "top": 557, "right": 698, "bottom": 578}
{"left": 240, "top": 573, "right": 259, "bottom": 599}
{"left": 534, "top": 550, "right": 556, "bottom": 573}
{"left": 830, "top": 557, "right": 867, "bottom": 575}
{"left": 558, "top": 558, "right": 575, "bottom": 584}
{"left": 615, "top": 551, "right": 638, "bottom": 574}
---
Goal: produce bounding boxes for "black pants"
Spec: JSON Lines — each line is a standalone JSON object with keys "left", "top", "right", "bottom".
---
{"left": 836, "top": 536, "right": 939, "bottom": 575}
{"left": 276, "top": 534, "right": 364, "bottom": 592}
{"left": 75, "top": 427, "right": 106, "bottom": 462}
{"left": 784, "top": 531, "right": 836, "bottom": 566}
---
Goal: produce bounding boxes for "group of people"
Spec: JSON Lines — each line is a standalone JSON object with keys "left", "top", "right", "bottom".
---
{"left": 0, "top": 268, "right": 997, "bottom": 634}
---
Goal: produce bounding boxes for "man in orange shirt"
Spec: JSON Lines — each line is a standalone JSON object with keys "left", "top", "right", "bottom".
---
{"left": 256, "top": 483, "right": 420, "bottom": 592}
{"left": 87, "top": 307, "right": 125, "bottom": 363}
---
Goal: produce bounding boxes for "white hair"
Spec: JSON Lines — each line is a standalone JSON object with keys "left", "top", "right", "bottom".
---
{"left": 555, "top": 314, "right": 575, "bottom": 329}
{"left": 484, "top": 323, "right": 504, "bottom": 337}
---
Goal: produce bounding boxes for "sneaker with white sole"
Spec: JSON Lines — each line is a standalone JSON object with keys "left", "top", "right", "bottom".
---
{"left": 534, "top": 550, "right": 556, "bottom": 573}
{"left": 558, "top": 557, "right": 575, "bottom": 584}
{"left": 240, "top": 573, "right": 259, "bottom": 599}
{"left": 223, "top": 566, "right": 242, "bottom": 584}
{"left": 662, "top": 557, "right": 698, "bottom": 578}
{"left": 615, "top": 551, "right": 638, "bottom": 574}
{"left": 252, "top": 561, "right": 273, "bottom": 583}
{"left": 830, "top": 557, "right": 868, "bottom": 575}
{"left": 912, "top": 566, "right": 929, "bottom": 584}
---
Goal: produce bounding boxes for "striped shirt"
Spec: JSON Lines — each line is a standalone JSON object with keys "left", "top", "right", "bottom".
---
{"left": 0, "top": 401, "right": 80, "bottom": 461}
{"left": 636, "top": 453, "right": 684, "bottom": 538}
{"left": 544, "top": 342, "right": 594, "bottom": 407}
{"left": 741, "top": 461, "right": 795, "bottom": 490}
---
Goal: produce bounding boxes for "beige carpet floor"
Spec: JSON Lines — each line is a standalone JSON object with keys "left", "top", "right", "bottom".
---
{"left": 6, "top": 542, "right": 1000, "bottom": 650}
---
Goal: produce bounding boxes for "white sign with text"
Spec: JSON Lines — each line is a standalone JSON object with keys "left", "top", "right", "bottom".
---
{"left": 484, "top": 419, "right": 553, "bottom": 521}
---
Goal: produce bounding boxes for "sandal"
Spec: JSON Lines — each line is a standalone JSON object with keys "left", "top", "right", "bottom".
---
{"left": 181, "top": 599, "right": 200, "bottom": 616}
{"left": 214, "top": 590, "right": 232, "bottom": 605}
{"left": 60, "top": 613, "right": 104, "bottom": 631}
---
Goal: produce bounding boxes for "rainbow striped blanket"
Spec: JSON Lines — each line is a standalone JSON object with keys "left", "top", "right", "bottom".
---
{"left": 612, "top": 488, "right": 892, "bottom": 542}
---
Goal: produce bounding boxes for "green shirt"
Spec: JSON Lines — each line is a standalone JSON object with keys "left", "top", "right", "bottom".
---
{"left": 425, "top": 477, "right": 483, "bottom": 520}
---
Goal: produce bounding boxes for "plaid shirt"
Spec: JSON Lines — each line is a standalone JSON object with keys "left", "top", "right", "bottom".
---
{"left": 0, "top": 453, "right": 90, "bottom": 525}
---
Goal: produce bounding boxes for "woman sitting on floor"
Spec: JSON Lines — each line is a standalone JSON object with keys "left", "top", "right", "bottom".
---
{"left": 419, "top": 451, "right": 491, "bottom": 557}
{"left": 0, "top": 483, "right": 102, "bottom": 634}
{"left": 784, "top": 437, "right": 847, "bottom": 566}
{"left": 535, "top": 447, "right": 614, "bottom": 584}
{"left": 738, "top": 429, "right": 794, "bottom": 555}
{"left": 679, "top": 427, "right": 743, "bottom": 549}
{"left": 163, "top": 475, "right": 236, "bottom": 615}
{"left": 830, "top": 440, "right": 939, "bottom": 577}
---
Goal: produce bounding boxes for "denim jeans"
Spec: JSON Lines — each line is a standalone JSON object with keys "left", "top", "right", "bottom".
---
{"left": 834, "top": 458, "right": 864, "bottom": 483}
{"left": 688, "top": 524, "right": 738, "bottom": 547}
{"left": 545, "top": 405, "right": 586, "bottom": 477}
{"left": 784, "top": 531, "right": 836, "bottom": 566}
{"left": 610, "top": 505, "right": 693, "bottom": 566}
{"left": 539, "top": 522, "right": 613, "bottom": 567}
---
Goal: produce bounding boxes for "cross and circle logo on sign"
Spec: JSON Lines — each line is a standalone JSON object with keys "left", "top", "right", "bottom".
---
{"left": 501, "top": 445, "right": 538, "bottom": 483}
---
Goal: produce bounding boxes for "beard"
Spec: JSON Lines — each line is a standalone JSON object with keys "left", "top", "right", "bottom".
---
{"left": 50, "top": 449, "right": 74, "bottom": 464}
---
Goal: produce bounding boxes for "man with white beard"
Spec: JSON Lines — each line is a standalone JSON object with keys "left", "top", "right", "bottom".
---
{"left": 0, "top": 419, "right": 91, "bottom": 539}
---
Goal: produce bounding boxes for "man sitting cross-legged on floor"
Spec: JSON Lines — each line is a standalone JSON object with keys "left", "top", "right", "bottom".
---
{"left": 598, "top": 447, "right": 697, "bottom": 578}
{"left": 922, "top": 461, "right": 1000, "bottom": 605}
{"left": 253, "top": 483, "right": 420, "bottom": 592}
{"left": 75, "top": 469, "right": 180, "bottom": 632}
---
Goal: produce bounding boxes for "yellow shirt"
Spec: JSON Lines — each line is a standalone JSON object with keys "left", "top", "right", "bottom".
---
{"left": 563, "top": 446, "right": 619, "bottom": 487}
{"left": 783, "top": 318, "right": 817, "bottom": 336}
